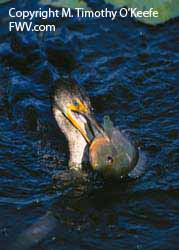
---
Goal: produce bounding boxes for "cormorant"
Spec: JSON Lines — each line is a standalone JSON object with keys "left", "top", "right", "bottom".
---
{"left": 52, "top": 78, "right": 106, "bottom": 171}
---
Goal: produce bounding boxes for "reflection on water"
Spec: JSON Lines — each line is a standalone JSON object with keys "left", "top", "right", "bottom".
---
{"left": 0, "top": 1, "right": 178, "bottom": 250}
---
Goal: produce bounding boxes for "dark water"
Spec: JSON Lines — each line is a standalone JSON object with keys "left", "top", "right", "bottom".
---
{"left": 0, "top": 1, "right": 179, "bottom": 250}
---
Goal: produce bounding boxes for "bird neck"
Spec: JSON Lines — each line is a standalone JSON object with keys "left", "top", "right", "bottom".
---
{"left": 53, "top": 107, "right": 88, "bottom": 171}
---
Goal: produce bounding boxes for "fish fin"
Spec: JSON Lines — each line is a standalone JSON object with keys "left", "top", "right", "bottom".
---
{"left": 103, "top": 116, "right": 114, "bottom": 137}
{"left": 128, "top": 149, "right": 147, "bottom": 179}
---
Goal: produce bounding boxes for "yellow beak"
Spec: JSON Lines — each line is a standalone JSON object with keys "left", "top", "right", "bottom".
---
{"left": 65, "top": 100, "right": 109, "bottom": 144}
{"left": 66, "top": 109, "right": 91, "bottom": 143}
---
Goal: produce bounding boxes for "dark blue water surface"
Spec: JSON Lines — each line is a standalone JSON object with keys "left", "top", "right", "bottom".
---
{"left": 0, "top": 1, "right": 179, "bottom": 250}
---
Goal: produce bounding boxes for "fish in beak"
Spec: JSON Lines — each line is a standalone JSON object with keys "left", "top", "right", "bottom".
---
{"left": 89, "top": 116, "right": 146, "bottom": 179}
{"left": 65, "top": 98, "right": 108, "bottom": 144}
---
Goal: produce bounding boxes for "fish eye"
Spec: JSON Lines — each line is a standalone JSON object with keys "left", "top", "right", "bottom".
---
{"left": 73, "top": 100, "right": 79, "bottom": 107}
{"left": 107, "top": 155, "right": 113, "bottom": 164}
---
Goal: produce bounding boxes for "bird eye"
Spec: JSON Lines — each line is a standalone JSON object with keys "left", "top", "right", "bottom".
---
{"left": 73, "top": 100, "right": 79, "bottom": 107}
{"left": 107, "top": 155, "right": 113, "bottom": 164}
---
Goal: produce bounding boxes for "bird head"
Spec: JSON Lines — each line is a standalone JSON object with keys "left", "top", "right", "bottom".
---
{"left": 52, "top": 79, "right": 107, "bottom": 144}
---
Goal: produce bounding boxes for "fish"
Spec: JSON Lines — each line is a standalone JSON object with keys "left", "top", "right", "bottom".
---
{"left": 89, "top": 116, "right": 146, "bottom": 179}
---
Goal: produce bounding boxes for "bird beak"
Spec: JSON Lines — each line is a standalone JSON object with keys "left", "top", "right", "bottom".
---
{"left": 66, "top": 102, "right": 109, "bottom": 144}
